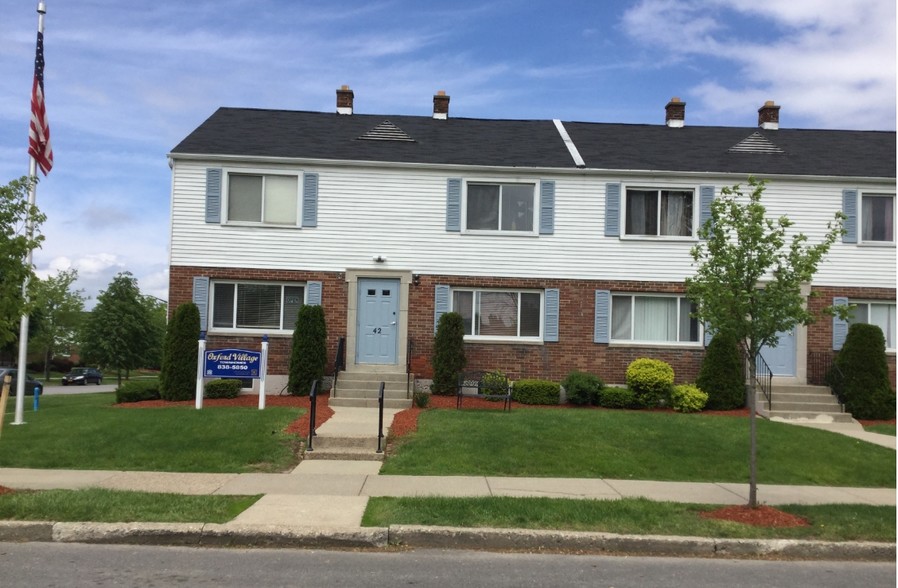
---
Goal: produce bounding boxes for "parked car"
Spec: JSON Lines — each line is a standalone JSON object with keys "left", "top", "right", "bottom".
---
{"left": 0, "top": 367, "right": 43, "bottom": 395}
{"left": 62, "top": 367, "right": 103, "bottom": 386}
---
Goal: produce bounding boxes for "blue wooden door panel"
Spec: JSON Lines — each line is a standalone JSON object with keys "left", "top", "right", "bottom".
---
{"left": 357, "top": 278, "right": 399, "bottom": 364}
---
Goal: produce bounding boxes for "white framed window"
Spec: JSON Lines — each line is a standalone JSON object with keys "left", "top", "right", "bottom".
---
{"left": 861, "top": 193, "right": 895, "bottom": 243}
{"left": 624, "top": 188, "right": 695, "bottom": 238}
{"left": 847, "top": 300, "right": 896, "bottom": 350}
{"left": 225, "top": 171, "right": 299, "bottom": 226}
{"left": 210, "top": 281, "right": 306, "bottom": 332}
{"left": 464, "top": 182, "right": 536, "bottom": 233}
{"left": 451, "top": 289, "right": 543, "bottom": 340}
{"left": 611, "top": 294, "right": 700, "bottom": 344}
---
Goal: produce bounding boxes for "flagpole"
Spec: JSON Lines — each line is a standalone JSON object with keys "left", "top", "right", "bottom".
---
{"left": 14, "top": 1, "right": 47, "bottom": 426}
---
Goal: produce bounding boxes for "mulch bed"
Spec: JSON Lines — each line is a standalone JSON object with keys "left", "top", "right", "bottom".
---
{"left": 700, "top": 505, "right": 810, "bottom": 527}
{"left": 0, "top": 485, "right": 15, "bottom": 496}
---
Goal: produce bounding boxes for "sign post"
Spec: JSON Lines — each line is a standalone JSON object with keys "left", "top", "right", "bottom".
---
{"left": 259, "top": 335, "right": 269, "bottom": 410}
{"left": 195, "top": 331, "right": 206, "bottom": 410}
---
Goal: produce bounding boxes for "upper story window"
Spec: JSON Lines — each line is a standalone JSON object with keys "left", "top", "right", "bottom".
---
{"left": 227, "top": 173, "right": 299, "bottom": 225}
{"left": 612, "top": 294, "right": 700, "bottom": 344}
{"left": 211, "top": 281, "right": 305, "bottom": 332}
{"left": 625, "top": 188, "right": 694, "bottom": 237}
{"left": 465, "top": 182, "right": 535, "bottom": 233}
{"left": 847, "top": 300, "right": 896, "bottom": 350}
{"left": 452, "top": 289, "right": 542, "bottom": 340}
{"left": 862, "top": 193, "right": 895, "bottom": 243}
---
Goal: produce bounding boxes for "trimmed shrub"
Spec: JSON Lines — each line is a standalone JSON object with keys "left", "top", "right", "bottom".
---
{"left": 598, "top": 386, "right": 636, "bottom": 409}
{"left": 480, "top": 370, "right": 509, "bottom": 400}
{"left": 626, "top": 358, "right": 674, "bottom": 408}
{"left": 412, "top": 391, "right": 430, "bottom": 408}
{"left": 834, "top": 323, "right": 895, "bottom": 420}
{"left": 204, "top": 378, "right": 241, "bottom": 399}
{"left": 159, "top": 302, "right": 201, "bottom": 401}
{"left": 288, "top": 305, "right": 327, "bottom": 396}
{"left": 696, "top": 333, "right": 746, "bottom": 410}
{"left": 431, "top": 312, "right": 466, "bottom": 395}
{"left": 671, "top": 384, "right": 709, "bottom": 413}
{"left": 562, "top": 371, "right": 605, "bottom": 406}
{"left": 115, "top": 380, "right": 161, "bottom": 404}
{"left": 511, "top": 379, "right": 561, "bottom": 405}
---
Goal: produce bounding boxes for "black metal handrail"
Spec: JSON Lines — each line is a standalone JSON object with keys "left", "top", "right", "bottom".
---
{"left": 333, "top": 336, "right": 346, "bottom": 397}
{"left": 306, "top": 379, "right": 319, "bottom": 452}
{"left": 376, "top": 381, "right": 385, "bottom": 454}
{"left": 406, "top": 337, "right": 414, "bottom": 399}
{"left": 751, "top": 352, "right": 773, "bottom": 411}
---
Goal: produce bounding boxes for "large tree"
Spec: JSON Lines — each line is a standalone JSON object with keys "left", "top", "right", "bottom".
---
{"left": 0, "top": 176, "right": 46, "bottom": 347}
{"left": 686, "top": 176, "right": 844, "bottom": 507}
{"left": 81, "top": 272, "right": 155, "bottom": 386}
{"left": 30, "top": 269, "right": 87, "bottom": 379}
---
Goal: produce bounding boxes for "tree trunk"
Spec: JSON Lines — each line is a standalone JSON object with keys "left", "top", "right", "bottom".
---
{"left": 747, "top": 357, "right": 758, "bottom": 508}
{"left": 43, "top": 347, "right": 51, "bottom": 381}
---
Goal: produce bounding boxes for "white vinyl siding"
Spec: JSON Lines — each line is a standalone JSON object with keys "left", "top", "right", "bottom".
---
{"left": 452, "top": 289, "right": 542, "bottom": 341}
{"left": 611, "top": 294, "right": 700, "bottom": 344}
{"left": 211, "top": 281, "right": 305, "bottom": 332}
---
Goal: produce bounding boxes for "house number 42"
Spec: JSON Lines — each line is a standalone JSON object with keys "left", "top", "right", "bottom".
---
{"left": 373, "top": 327, "right": 382, "bottom": 334}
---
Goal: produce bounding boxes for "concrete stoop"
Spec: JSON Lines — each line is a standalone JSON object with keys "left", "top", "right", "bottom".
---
{"left": 329, "top": 369, "right": 412, "bottom": 409}
{"left": 757, "top": 384, "right": 854, "bottom": 423}
{"left": 303, "top": 436, "right": 385, "bottom": 462}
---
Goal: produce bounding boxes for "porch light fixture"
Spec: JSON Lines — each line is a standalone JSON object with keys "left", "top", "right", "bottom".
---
{"left": 373, "top": 255, "right": 386, "bottom": 263}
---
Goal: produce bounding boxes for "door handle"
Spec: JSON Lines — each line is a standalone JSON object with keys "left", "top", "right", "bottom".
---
{"left": 390, "top": 321, "right": 397, "bottom": 325}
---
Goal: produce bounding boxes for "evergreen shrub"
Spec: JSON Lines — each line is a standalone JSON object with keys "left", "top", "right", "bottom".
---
{"left": 671, "top": 384, "right": 709, "bottom": 413}
{"left": 561, "top": 371, "right": 605, "bottom": 405}
{"left": 412, "top": 391, "right": 430, "bottom": 408}
{"left": 834, "top": 323, "right": 895, "bottom": 420}
{"left": 480, "top": 370, "right": 509, "bottom": 400}
{"left": 204, "top": 378, "right": 241, "bottom": 399}
{"left": 696, "top": 333, "right": 746, "bottom": 410}
{"left": 598, "top": 386, "right": 635, "bottom": 408}
{"left": 115, "top": 380, "right": 161, "bottom": 404}
{"left": 159, "top": 302, "right": 201, "bottom": 401}
{"left": 431, "top": 312, "right": 466, "bottom": 395}
{"left": 288, "top": 305, "right": 327, "bottom": 396}
{"left": 626, "top": 358, "right": 674, "bottom": 408}
{"left": 511, "top": 379, "right": 560, "bottom": 405}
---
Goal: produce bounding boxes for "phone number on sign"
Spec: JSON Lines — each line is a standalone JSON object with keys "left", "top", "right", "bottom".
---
{"left": 216, "top": 364, "right": 250, "bottom": 370}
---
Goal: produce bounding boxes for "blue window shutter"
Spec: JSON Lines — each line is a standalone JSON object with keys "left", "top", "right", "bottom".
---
{"left": 302, "top": 173, "right": 319, "bottom": 227}
{"left": 699, "top": 185, "right": 715, "bottom": 239}
{"left": 604, "top": 183, "right": 620, "bottom": 237}
{"left": 833, "top": 297, "right": 849, "bottom": 350}
{"left": 307, "top": 281, "right": 322, "bottom": 306}
{"left": 594, "top": 290, "right": 610, "bottom": 343}
{"left": 205, "top": 169, "right": 222, "bottom": 224}
{"left": 544, "top": 288, "right": 559, "bottom": 342}
{"left": 446, "top": 178, "right": 462, "bottom": 232}
{"left": 842, "top": 189, "right": 858, "bottom": 243}
{"left": 703, "top": 323, "right": 713, "bottom": 346}
{"left": 192, "top": 277, "right": 210, "bottom": 331}
{"left": 434, "top": 285, "right": 450, "bottom": 333}
{"left": 539, "top": 180, "right": 555, "bottom": 235}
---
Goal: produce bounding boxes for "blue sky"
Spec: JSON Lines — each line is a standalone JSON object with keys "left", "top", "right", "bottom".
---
{"left": 1, "top": 0, "right": 895, "bottom": 306}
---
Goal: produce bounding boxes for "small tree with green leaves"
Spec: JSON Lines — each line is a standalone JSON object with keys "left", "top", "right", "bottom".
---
{"left": 30, "top": 269, "right": 86, "bottom": 380}
{"left": 834, "top": 323, "right": 895, "bottom": 419}
{"left": 159, "top": 302, "right": 200, "bottom": 401}
{"left": 431, "top": 312, "right": 466, "bottom": 395}
{"left": 288, "top": 304, "right": 327, "bottom": 396}
{"left": 686, "top": 176, "right": 845, "bottom": 507}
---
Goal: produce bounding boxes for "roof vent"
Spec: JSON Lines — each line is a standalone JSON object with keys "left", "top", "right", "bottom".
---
{"left": 358, "top": 120, "right": 415, "bottom": 142}
{"left": 728, "top": 131, "right": 784, "bottom": 154}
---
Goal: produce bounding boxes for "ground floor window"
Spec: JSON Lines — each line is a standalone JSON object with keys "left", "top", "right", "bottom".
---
{"left": 611, "top": 294, "right": 699, "bottom": 343}
{"left": 848, "top": 300, "right": 896, "bottom": 350}
{"left": 211, "top": 281, "right": 305, "bottom": 331}
{"left": 451, "top": 289, "right": 542, "bottom": 340}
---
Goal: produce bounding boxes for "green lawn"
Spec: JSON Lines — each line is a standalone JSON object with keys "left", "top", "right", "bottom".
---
{"left": 0, "top": 488, "right": 259, "bottom": 523}
{"left": 864, "top": 423, "right": 896, "bottom": 436}
{"left": 381, "top": 409, "right": 896, "bottom": 487}
{"left": 0, "top": 393, "right": 303, "bottom": 473}
{"left": 363, "top": 497, "right": 895, "bottom": 542}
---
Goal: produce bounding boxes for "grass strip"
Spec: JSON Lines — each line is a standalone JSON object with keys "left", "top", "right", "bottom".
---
{"left": 863, "top": 424, "right": 896, "bottom": 436}
{"left": 0, "top": 488, "right": 260, "bottom": 523}
{"left": 382, "top": 409, "right": 896, "bottom": 487}
{"left": 1, "top": 393, "right": 304, "bottom": 473}
{"left": 363, "top": 496, "right": 895, "bottom": 542}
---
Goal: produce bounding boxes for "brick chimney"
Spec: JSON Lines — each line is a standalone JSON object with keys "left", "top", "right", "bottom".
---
{"left": 433, "top": 90, "right": 450, "bottom": 120}
{"left": 758, "top": 100, "right": 780, "bottom": 130}
{"left": 665, "top": 97, "right": 685, "bottom": 128}
{"left": 336, "top": 85, "right": 354, "bottom": 115}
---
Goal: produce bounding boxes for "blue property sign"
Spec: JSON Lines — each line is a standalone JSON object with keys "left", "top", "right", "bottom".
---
{"left": 204, "top": 349, "right": 262, "bottom": 378}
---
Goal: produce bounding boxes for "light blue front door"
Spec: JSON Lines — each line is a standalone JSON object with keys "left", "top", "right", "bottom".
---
{"left": 357, "top": 278, "right": 399, "bottom": 364}
{"left": 759, "top": 328, "right": 796, "bottom": 377}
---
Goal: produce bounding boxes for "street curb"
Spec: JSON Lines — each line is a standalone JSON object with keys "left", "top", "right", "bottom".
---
{"left": 0, "top": 521, "right": 893, "bottom": 560}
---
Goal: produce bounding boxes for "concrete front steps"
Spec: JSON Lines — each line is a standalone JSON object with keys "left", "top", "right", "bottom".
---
{"left": 302, "top": 405, "right": 402, "bottom": 462}
{"left": 329, "top": 369, "right": 412, "bottom": 409}
{"left": 304, "top": 435, "right": 385, "bottom": 461}
{"left": 758, "top": 384, "right": 855, "bottom": 423}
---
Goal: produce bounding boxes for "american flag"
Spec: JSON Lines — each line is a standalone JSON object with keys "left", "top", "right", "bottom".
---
{"left": 29, "top": 30, "right": 52, "bottom": 175}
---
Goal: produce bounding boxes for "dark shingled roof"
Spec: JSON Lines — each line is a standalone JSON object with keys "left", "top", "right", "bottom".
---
{"left": 171, "top": 107, "right": 896, "bottom": 178}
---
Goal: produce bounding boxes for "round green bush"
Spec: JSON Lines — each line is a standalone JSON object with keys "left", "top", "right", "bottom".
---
{"left": 625, "top": 358, "right": 674, "bottom": 408}
{"left": 834, "top": 323, "right": 895, "bottom": 420}
{"left": 480, "top": 370, "right": 509, "bottom": 401}
{"left": 696, "top": 333, "right": 746, "bottom": 410}
{"left": 562, "top": 371, "right": 605, "bottom": 405}
{"left": 115, "top": 380, "right": 161, "bottom": 404}
{"left": 432, "top": 312, "right": 466, "bottom": 395}
{"left": 598, "top": 386, "right": 635, "bottom": 409}
{"left": 671, "top": 384, "right": 709, "bottom": 413}
{"left": 511, "top": 379, "right": 560, "bottom": 405}
{"left": 204, "top": 378, "right": 241, "bottom": 399}
{"left": 412, "top": 391, "right": 430, "bottom": 408}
